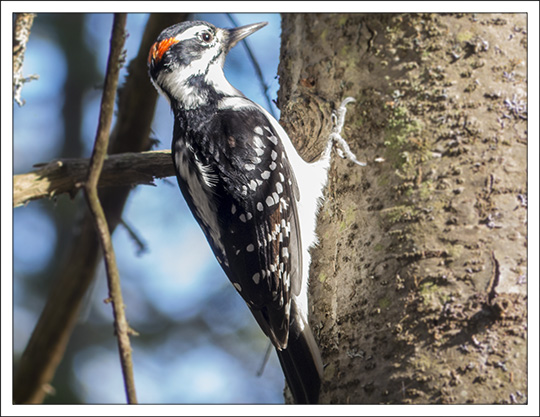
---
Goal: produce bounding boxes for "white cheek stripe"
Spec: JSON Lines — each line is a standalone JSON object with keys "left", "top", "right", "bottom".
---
{"left": 172, "top": 25, "right": 212, "bottom": 43}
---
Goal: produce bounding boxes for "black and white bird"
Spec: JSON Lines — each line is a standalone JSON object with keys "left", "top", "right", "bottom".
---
{"left": 148, "top": 20, "right": 363, "bottom": 404}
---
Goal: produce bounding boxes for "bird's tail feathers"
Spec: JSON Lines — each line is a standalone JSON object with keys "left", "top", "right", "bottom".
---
{"left": 276, "top": 302, "right": 323, "bottom": 404}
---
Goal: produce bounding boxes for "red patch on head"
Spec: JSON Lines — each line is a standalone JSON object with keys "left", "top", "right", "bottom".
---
{"left": 148, "top": 37, "right": 180, "bottom": 65}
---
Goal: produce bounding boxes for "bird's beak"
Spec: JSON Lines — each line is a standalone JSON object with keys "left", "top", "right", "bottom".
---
{"left": 227, "top": 22, "right": 268, "bottom": 50}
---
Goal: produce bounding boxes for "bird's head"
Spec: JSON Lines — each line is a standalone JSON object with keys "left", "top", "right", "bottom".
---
{"left": 148, "top": 20, "right": 267, "bottom": 109}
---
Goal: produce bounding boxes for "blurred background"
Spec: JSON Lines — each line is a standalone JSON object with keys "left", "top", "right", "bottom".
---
{"left": 13, "top": 13, "right": 286, "bottom": 404}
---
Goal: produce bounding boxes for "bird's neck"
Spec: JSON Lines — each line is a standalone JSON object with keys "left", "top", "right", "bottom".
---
{"left": 164, "top": 61, "right": 242, "bottom": 113}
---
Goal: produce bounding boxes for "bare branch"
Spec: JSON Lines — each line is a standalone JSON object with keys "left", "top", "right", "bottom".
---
{"left": 13, "top": 13, "right": 39, "bottom": 106}
{"left": 81, "top": 13, "right": 138, "bottom": 404}
{"left": 13, "top": 150, "right": 174, "bottom": 208}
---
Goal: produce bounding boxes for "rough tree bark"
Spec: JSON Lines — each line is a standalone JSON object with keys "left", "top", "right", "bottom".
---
{"left": 278, "top": 13, "right": 527, "bottom": 404}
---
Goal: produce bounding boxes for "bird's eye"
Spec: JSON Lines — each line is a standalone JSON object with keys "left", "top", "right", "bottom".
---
{"left": 201, "top": 31, "right": 213, "bottom": 43}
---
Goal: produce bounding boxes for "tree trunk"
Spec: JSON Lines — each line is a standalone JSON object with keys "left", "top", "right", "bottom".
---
{"left": 278, "top": 13, "right": 527, "bottom": 404}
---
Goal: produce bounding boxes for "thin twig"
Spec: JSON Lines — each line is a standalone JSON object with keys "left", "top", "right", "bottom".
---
{"left": 226, "top": 13, "right": 277, "bottom": 118}
{"left": 13, "top": 13, "right": 39, "bottom": 106}
{"left": 256, "top": 341, "right": 274, "bottom": 377}
{"left": 120, "top": 218, "right": 148, "bottom": 256}
{"left": 83, "top": 13, "right": 137, "bottom": 404}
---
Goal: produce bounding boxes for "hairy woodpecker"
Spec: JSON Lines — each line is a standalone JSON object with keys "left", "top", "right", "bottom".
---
{"left": 148, "top": 20, "right": 362, "bottom": 404}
